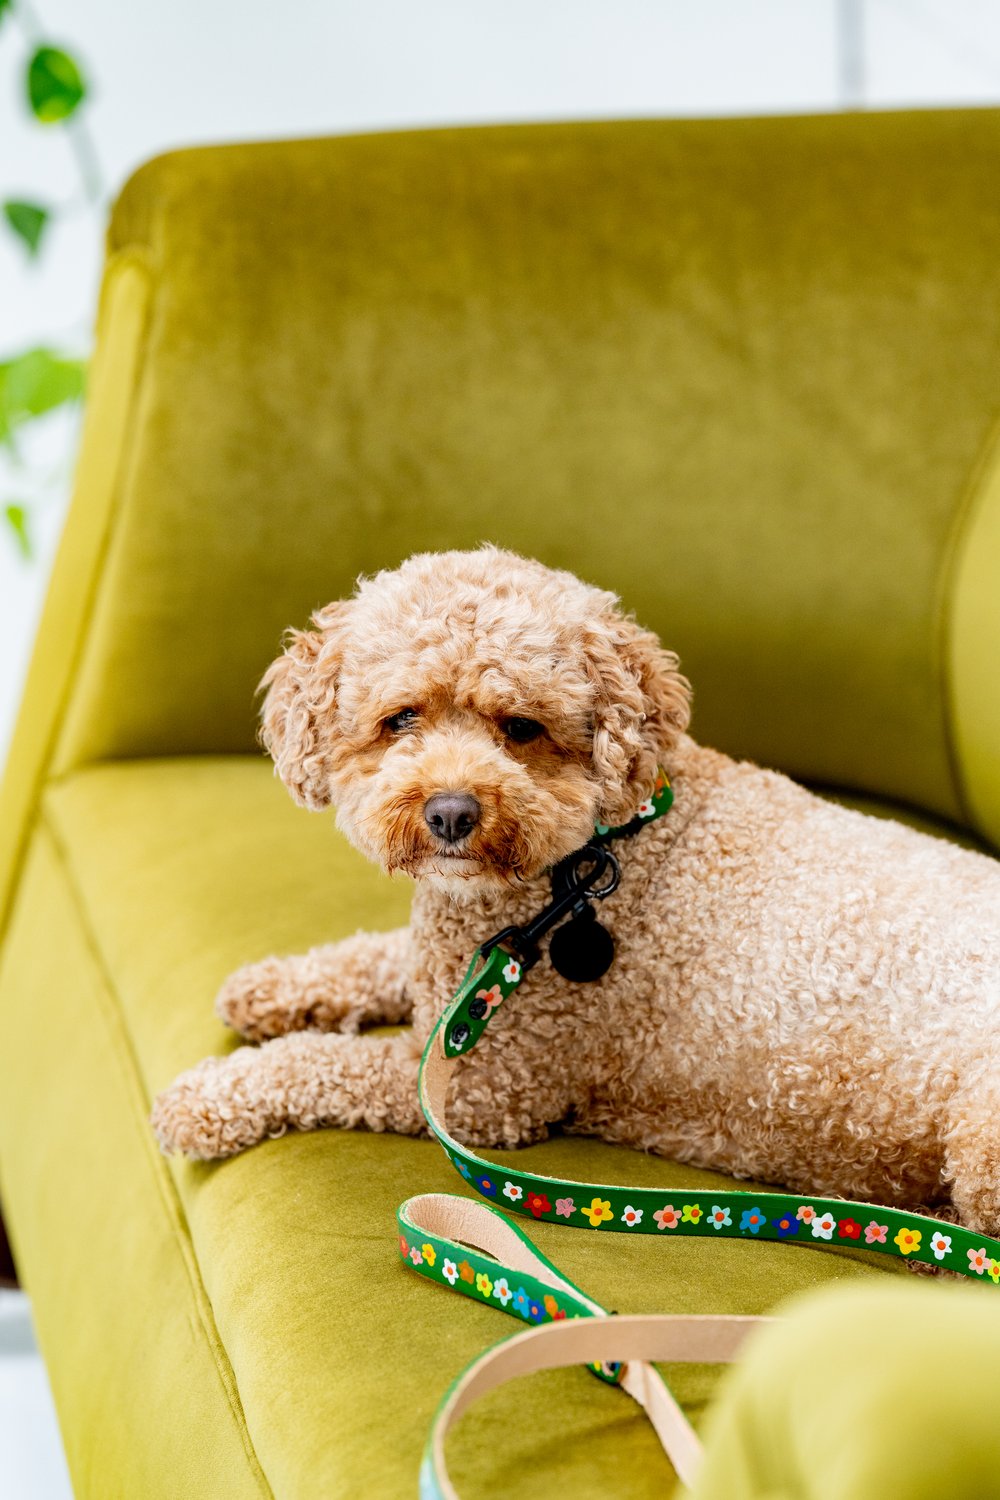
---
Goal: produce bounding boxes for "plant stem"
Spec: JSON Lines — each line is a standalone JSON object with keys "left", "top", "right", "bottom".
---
{"left": 66, "top": 116, "right": 103, "bottom": 204}
{"left": 9, "top": 0, "right": 106, "bottom": 204}
{"left": 10, "top": 0, "right": 42, "bottom": 47}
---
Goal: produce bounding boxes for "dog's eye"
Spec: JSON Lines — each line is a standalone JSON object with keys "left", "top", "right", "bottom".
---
{"left": 385, "top": 708, "right": 420, "bottom": 734}
{"left": 502, "top": 717, "right": 545, "bottom": 744}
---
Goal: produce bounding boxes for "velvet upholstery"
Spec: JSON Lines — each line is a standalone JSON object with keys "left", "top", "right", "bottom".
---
{"left": 32, "top": 114, "right": 1000, "bottom": 835}
{"left": 1, "top": 112, "right": 999, "bottom": 1497}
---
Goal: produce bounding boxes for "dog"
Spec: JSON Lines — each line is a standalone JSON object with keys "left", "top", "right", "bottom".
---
{"left": 152, "top": 547, "right": 1000, "bottom": 1235}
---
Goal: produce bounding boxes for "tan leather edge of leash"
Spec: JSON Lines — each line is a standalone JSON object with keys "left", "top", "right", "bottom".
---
{"left": 430, "top": 1313, "right": 773, "bottom": 1497}
{"left": 407, "top": 1192, "right": 607, "bottom": 1312}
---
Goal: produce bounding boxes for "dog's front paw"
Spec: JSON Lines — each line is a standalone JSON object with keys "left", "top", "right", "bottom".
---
{"left": 214, "top": 957, "right": 310, "bottom": 1041}
{"left": 151, "top": 1052, "right": 279, "bottom": 1159}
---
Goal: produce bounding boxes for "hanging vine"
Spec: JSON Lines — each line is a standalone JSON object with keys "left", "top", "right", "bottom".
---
{"left": 1, "top": 0, "right": 102, "bottom": 559}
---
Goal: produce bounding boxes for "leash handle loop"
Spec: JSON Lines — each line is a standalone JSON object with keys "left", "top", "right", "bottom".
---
{"left": 418, "top": 1311, "right": 770, "bottom": 1500}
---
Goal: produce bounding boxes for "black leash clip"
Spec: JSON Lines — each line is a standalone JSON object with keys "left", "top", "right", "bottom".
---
{"left": 481, "top": 842, "right": 621, "bottom": 981}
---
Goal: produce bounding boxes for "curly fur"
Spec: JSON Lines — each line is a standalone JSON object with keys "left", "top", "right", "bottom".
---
{"left": 153, "top": 548, "right": 1000, "bottom": 1235}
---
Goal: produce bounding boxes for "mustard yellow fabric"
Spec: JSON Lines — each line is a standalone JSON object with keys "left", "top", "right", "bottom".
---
{"left": 1, "top": 113, "right": 999, "bottom": 1499}
{"left": 0, "top": 824, "right": 270, "bottom": 1498}
{"left": 34, "top": 113, "right": 1000, "bottom": 839}
{"left": 692, "top": 1280, "right": 1000, "bottom": 1499}
{"left": 0, "top": 255, "right": 151, "bottom": 940}
{"left": 949, "top": 416, "right": 1000, "bottom": 848}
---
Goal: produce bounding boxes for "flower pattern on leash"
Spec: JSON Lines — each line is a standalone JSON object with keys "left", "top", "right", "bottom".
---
{"left": 415, "top": 1130, "right": 1000, "bottom": 1286}
{"left": 402, "top": 1188, "right": 1000, "bottom": 1339}
{"left": 501, "top": 960, "right": 521, "bottom": 985}
{"left": 582, "top": 1197, "right": 614, "bottom": 1228}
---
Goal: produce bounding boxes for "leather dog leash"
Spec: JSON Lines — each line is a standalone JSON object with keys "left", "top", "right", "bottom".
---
{"left": 398, "top": 774, "right": 1000, "bottom": 1497}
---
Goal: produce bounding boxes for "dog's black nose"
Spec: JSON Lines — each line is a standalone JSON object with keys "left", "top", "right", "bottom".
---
{"left": 424, "top": 792, "right": 481, "bottom": 844}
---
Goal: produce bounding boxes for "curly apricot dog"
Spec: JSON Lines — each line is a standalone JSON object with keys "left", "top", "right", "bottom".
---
{"left": 153, "top": 548, "right": 1000, "bottom": 1233}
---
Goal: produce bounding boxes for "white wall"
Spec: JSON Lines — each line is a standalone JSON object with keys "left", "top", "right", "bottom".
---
{"left": 3, "top": 0, "right": 1000, "bottom": 762}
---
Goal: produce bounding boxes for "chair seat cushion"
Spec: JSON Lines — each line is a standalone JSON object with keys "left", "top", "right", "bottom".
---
{"left": 31, "top": 755, "right": 916, "bottom": 1498}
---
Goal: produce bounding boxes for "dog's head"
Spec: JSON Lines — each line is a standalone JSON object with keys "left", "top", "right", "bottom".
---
{"left": 260, "top": 548, "right": 690, "bottom": 889}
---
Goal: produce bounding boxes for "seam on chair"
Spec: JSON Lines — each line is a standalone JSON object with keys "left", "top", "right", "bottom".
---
{"left": 38, "top": 807, "right": 275, "bottom": 1500}
{"left": 46, "top": 246, "right": 155, "bottom": 782}
{"left": 930, "top": 403, "right": 1000, "bottom": 837}
{"left": 42, "top": 748, "right": 271, "bottom": 791}
{"left": 0, "top": 249, "right": 155, "bottom": 954}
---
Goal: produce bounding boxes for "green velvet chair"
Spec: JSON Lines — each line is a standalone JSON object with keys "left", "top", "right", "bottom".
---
{"left": 1, "top": 111, "right": 999, "bottom": 1499}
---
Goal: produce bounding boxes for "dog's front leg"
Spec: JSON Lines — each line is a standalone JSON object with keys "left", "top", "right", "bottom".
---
{"left": 214, "top": 927, "right": 412, "bottom": 1041}
{"left": 151, "top": 1030, "right": 424, "bottom": 1159}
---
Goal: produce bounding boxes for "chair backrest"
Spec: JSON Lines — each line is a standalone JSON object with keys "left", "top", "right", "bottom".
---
{"left": 6, "top": 113, "right": 1000, "bottom": 889}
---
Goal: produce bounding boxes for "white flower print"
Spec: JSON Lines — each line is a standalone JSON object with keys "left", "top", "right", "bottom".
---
{"left": 930, "top": 1232, "right": 951, "bottom": 1263}
{"left": 637, "top": 800, "right": 656, "bottom": 818}
{"left": 621, "top": 1205, "right": 643, "bottom": 1227}
{"left": 502, "top": 960, "right": 521, "bottom": 984}
{"left": 493, "top": 1277, "right": 513, "bottom": 1307}
{"left": 442, "top": 1258, "right": 459, "bottom": 1285}
{"left": 811, "top": 1212, "right": 836, "bottom": 1240}
{"left": 503, "top": 1181, "right": 523, "bottom": 1203}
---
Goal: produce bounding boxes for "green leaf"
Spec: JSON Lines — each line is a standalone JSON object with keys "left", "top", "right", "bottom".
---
{"left": 4, "top": 504, "right": 32, "bottom": 560}
{"left": 27, "top": 47, "right": 87, "bottom": 124}
{"left": 0, "top": 348, "right": 87, "bottom": 448}
{"left": 3, "top": 200, "right": 50, "bottom": 257}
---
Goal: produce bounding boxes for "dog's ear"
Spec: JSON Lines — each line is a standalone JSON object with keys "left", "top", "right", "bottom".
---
{"left": 586, "top": 613, "right": 691, "bottom": 826}
{"left": 259, "top": 601, "right": 349, "bottom": 810}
